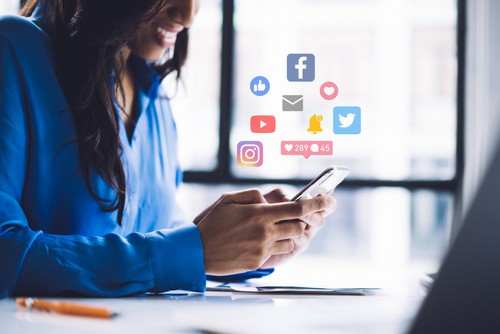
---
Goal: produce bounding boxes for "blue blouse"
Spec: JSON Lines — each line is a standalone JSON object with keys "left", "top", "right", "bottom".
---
{"left": 0, "top": 11, "right": 208, "bottom": 298}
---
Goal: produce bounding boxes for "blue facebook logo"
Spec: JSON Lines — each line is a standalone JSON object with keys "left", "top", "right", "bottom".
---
{"left": 287, "top": 54, "right": 315, "bottom": 82}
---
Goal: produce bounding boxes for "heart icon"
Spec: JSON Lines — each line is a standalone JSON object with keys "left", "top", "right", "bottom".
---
{"left": 324, "top": 86, "right": 335, "bottom": 96}
{"left": 320, "top": 81, "right": 339, "bottom": 100}
{"left": 285, "top": 144, "right": 293, "bottom": 152}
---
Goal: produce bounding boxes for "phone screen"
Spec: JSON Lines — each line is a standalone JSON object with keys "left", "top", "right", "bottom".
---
{"left": 291, "top": 165, "right": 349, "bottom": 201}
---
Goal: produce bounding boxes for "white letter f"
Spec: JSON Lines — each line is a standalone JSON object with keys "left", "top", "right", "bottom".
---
{"left": 295, "top": 56, "right": 308, "bottom": 80}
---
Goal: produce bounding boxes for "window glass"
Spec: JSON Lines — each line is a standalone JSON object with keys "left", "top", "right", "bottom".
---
{"left": 0, "top": 0, "right": 19, "bottom": 14}
{"left": 231, "top": 0, "right": 457, "bottom": 181}
{"left": 168, "top": 0, "right": 222, "bottom": 171}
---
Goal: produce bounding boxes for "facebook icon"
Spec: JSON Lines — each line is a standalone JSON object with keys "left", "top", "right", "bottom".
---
{"left": 287, "top": 53, "right": 315, "bottom": 82}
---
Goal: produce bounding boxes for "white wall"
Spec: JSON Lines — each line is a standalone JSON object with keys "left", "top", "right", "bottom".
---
{"left": 452, "top": 0, "right": 500, "bottom": 240}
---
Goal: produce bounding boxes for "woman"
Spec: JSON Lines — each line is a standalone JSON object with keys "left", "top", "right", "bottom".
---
{"left": 0, "top": 0, "right": 335, "bottom": 297}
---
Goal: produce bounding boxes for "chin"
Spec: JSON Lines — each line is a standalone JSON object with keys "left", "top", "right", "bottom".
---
{"left": 135, "top": 48, "right": 165, "bottom": 62}
{"left": 144, "top": 53, "right": 164, "bottom": 62}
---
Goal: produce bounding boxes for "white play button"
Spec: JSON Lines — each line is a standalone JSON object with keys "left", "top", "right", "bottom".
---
{"left": 250, "top": 115, "right": 275, "bottom": 133}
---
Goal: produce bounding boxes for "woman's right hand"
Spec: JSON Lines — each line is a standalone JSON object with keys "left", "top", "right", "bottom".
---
{"left": 194, "top": 188, "right": 332, "bottom": 275}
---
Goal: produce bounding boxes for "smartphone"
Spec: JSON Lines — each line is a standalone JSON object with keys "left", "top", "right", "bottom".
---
{"left": 291, "top": 165, "right": 349, "bottom": 201}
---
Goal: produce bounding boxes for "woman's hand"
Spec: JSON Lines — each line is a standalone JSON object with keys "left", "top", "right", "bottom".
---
{"left": 258, "top": 188, "right": 336, "bottom": 269}
{"left": 195, "top": 188, "right": 334, "bottom": 275}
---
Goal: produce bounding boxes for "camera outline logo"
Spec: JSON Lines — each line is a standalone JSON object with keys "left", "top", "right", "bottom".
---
{"left": 237, "top": 141, "right": 263, "bottom": 167}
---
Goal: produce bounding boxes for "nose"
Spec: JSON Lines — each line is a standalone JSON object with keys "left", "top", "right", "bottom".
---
{"left": 167, "top": 0, "right": 199, "bottom": 28}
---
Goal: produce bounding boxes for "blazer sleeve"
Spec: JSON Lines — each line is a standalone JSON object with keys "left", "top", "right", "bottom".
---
{"left": 0, "top": 17, "right": 206, "bottom": 298}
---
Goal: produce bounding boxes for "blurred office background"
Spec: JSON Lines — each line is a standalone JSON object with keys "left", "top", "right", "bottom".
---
{"left": 170, "top": 0, "right": 460, "bottom": 282}
{"left": 8, "top": 0, "right": 488, "bottom": 285}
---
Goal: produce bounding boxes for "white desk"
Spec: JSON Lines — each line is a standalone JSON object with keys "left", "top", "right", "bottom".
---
{"left": 0, "top": 292, "right": 422, "bottom": 334}
{"left": 0, "top": 257, "right": 428, "bottom": 333}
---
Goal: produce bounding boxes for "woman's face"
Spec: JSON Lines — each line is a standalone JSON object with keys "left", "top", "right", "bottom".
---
{"left": 129, "top": 0, "right": 199, "bottom": 61}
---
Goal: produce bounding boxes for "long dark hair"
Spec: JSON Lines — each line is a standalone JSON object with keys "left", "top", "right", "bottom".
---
{"left": 20, "top": 0, "right": 189, "bottom": 224}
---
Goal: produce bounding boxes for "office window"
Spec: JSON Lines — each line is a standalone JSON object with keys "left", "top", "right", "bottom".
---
{"left": 231, "top": 0, "right": 457, "bottom": 181}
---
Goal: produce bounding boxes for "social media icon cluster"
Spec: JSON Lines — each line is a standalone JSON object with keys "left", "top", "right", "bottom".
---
{"left": 239, "top": 53, "right": 362, "bottom": 167}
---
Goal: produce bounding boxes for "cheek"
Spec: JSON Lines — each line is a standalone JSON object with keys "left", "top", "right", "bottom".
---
{"left": 130, "top": 27, "right": 164, "bottom": 61}
{"left": 138, "top": 26, "right": 155, "bottom": 47}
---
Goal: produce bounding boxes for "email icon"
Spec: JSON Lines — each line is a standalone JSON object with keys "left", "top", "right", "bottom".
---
{"left": 282, "top": 95, "right": 304, "bottom": 111}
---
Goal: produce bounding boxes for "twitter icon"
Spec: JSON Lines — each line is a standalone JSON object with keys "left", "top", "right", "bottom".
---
{"left": 334, "top": 106, "right": 361, "bottom": 134}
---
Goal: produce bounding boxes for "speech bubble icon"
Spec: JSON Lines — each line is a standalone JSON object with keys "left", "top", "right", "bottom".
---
{"left": 310, "top": 143, "right": 319, "bottom": 152}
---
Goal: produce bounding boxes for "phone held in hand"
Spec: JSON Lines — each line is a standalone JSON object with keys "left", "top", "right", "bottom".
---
{"left": 291, "top": 165, "right": 349, "bottom": 201}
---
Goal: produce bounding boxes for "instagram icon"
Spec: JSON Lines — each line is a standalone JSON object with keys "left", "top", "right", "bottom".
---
{"left": 237, "top": 141, "right": 263, "bottom": 167}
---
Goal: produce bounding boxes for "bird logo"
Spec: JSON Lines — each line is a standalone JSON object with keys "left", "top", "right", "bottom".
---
{"left": 338, "top": 113, "right": 355, "bottom": 128}
{"left": 334, "top": 106, "right": 361, "bottom": 134}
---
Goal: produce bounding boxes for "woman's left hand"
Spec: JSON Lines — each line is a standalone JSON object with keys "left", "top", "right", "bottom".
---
{"left": 258, "top": 188, "right": 336, "bottom": 269}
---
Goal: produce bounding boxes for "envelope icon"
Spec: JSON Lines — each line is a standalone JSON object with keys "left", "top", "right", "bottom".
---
{"left": 282, "top": 95, "right": 304, "bottom": 111}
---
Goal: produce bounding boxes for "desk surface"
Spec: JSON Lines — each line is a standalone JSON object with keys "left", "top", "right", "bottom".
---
{"left": 1, "top": 257, "right": 429, "bottom": 333}
{"left": 1, "top": 291, "right": 422, "bottom": 334}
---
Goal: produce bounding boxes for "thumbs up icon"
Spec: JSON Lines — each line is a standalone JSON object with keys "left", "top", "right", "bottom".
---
{"left": 250, "top": 76, "right": 270, "bottom": 96}
{"left": 254, "top": 80, "right": 266, "bottom": 92}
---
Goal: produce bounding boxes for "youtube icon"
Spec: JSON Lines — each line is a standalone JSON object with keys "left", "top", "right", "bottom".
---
{"left": 250, "top": 115, "right": 276, "bottom": 133}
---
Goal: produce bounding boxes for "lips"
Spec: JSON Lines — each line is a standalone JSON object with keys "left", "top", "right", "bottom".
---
{"left": 153, "top": 23, "right": 183, "bottom": 48}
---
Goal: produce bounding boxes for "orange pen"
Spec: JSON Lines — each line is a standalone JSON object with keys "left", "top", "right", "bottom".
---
{"left": 16, "top": 297, "right": 117, "bottom": 319}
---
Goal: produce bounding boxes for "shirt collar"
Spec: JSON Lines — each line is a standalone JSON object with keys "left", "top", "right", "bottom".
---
{"left": 30, "top": 3, "right": 53, "bottom": 35}
{"left": 127, "top": 53, "right": 160, "bottom": 100}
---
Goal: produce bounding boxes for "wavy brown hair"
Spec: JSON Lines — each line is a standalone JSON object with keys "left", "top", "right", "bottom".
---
{"left": 20, "top": 0, "right": 189, "bottom": 224}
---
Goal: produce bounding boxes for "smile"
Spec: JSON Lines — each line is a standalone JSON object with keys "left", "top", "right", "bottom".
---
{"left": 153, "top": 24, "right": 181, "bottom": 48}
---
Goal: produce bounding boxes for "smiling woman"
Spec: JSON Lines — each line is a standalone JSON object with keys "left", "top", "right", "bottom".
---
{"left": 0, "top": 0, "right": 336, "bottom": 298}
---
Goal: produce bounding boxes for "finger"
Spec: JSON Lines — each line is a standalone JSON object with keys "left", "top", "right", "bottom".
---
{"left": 322, "top": 196, "right": 337, "bottom": 217}
{"left": 222, "top": 188, "right": 266, "bottom": 205}
{"left": 271, "top": 221, "right": 305, "bottom": 240}
{"left": 193, "top": 196, "right": 224, "bottom": 225}
{"left": 193, "top": 203, "right": 216, "bottom": 225}
{"left": 328, "top": 196, "right": 337, "bottom": 211}
{"left": 269, "top": 239, "right": 295, "bottom": 255}
{"left": 301, "top": 212, "right": 325, "bottom": 228}
{"left": 260, "top": 195, "right": 336, "bottom": 221}
{"left": 264, "top": 188, "right": 288, "bottom": 204}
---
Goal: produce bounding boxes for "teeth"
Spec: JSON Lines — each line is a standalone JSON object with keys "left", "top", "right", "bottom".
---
{"left": 156, "top": 26, "right": 175, "bottom": 39}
